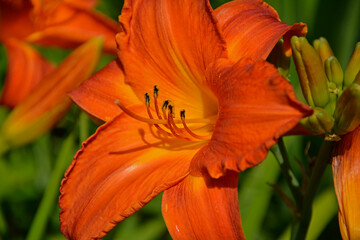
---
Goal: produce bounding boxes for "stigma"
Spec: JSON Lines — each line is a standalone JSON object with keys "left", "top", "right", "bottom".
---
{"left": 115, "top": 85, "right": 213, "bottom": 141}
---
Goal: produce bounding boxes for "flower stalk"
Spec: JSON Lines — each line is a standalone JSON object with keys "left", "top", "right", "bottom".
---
{"left": 270, "top": 138, "right": 302, "bottom": 208}
{"left": 291, "top": 140, "right": 333, "bottom": 240}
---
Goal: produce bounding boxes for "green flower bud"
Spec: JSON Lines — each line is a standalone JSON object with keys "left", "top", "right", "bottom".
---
{"left": 291, "top": 36, "right": 314, "bottom": 106}
{"left": 313, "top": 37, "right": 335, "bottom": 64}
{"left": 300, "top": 107, "right": 334, "bottom": 135}
{"left": 325, "top": 56, "right": 344, "bottom": 90}
{"left": 334, "top": 83, "right": 360, "bottom": 135}
{"left": 267, "top": 39, "right": 291, "bottom": 77}
{"left": 344, "top": 42, "right": 360, "bottom": 87}
{"left": 355, "top": 71, "right": 360, "bottom": 85}
{"left": 324, "top": 81, "right": 337, "bottom": 115}
{"left": 291, "top": 36, "right": 330, "bottom": 108}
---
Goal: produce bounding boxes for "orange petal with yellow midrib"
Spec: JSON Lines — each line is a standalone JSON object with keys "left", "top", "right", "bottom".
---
{"left": 116, "top": 0, "right": 226, "bottom": 119}
{"left": 162, "top": 171, "right": 245, "bottom": 240}
{"left": 60, "top": 107, "right": 199, "bottom": 240}
{"left": 69, "top": 59, "right": 140, "bottom": 122}
{"left": 191, "top": 58, "right": 312, "bottom": 178}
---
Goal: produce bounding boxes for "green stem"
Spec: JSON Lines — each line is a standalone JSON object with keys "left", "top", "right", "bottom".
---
{"left": 0, "top": 203, "right": 7, "bottom": 236}
{"left": 0, "top": 137, "right": 10, "bottom": 158}
{"left": 25, "top": 133, "right": 75, "bottom": 240}
{"left": 79, "top": 112, "right": 90, "bottom": 143}
{"left": 270, "top": 138, "right": 302, "bottom": 208}
{"left": 291, "top": 140, "right": 333, "bottom": 240}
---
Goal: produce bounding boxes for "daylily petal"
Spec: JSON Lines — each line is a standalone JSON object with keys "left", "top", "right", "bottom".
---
{"left": 69, "top": 60, "right": 140, "bottom": 122}
{"left": 332, "top": 127, "right": 360, "bottom": 240}
{"left": 0, "top": 38, "right": 102, "bottom": 149}
{"left": 0, "top": 0, "right": 34, "bottom": 40}
{"left": 214, "top": 0, "right": 307, "bottom": 61}
{"left": 162, "top": 171, "right": 245, "bottom": 240}
{"left": 60, "top": 107, "right": 199, "bottom": 240}
{"left": 27, "top": 1, "right": 120, "bottom": 53}
{"left": 192, "top": 58, "right": 312, "bottom": 178}
{"left": 116, "top": 0, "right": 227, "bottom": 118}
{"left": 31, "top": 0, "right": 98, "bottom": 9}
{"left": 0, "top": 38, "right": 54, "bottom": 108}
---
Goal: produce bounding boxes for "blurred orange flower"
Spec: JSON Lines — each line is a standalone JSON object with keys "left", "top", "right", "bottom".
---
{"left": 0, "top": 0, "right": 120, "bottom": 107}
{"left": 59, "top": 0, "right": 311, "bottom": 239}
{"left": 0, "top": 38, "right": 103, "bottom": 155}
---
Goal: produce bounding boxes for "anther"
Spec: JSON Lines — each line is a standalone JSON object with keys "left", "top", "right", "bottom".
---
{"left": 153, "top": 85, "right": 159, "bottom": 98}
{"left": 180, "top": 109, "right": 210, "bottom": 140}
{"left": 162, "top": 100, "right": 169, "bottom": 120}
{"left": 162, "top": 100, "right": 169, "bottom": 110}
{"left": 168, "top": 103, "right": 175, "bottom": 118}
{"left": 144, "top": 92, "right": 150, "bottom": 108}
{"left": 180, "top": 110, "right": 185, "bottom": 120}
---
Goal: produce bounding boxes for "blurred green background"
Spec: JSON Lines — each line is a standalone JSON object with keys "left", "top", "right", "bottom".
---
{"left": 0, "top": 0, "right": 359, "bottom": 239}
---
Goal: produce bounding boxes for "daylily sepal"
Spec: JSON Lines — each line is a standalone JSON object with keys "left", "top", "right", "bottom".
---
{"left": 300, "top": 107, "right": 334, "bottom": 135}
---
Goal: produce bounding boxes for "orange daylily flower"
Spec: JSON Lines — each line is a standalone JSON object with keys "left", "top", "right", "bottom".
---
{"left": 0, "top": 0, "right": 120, "bottom": 107}
{"left": 59, "top": 0, "right": 311, "bottom": 239}
{"left": 332, "top": 127, "right": 360, "bottom": 239}
{"left": 0, "top": 38, "right": 103, "bottom": 155}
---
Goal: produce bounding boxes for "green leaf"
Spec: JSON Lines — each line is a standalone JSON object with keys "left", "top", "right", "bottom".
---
{"left": 278, "top": 187, "right": 338, "bottom": 240}
{"left": 26, "top": 133, "right": 76, "bottom": 240}
{"left": 239, "top": 153, "right": 280, "bottom": 239}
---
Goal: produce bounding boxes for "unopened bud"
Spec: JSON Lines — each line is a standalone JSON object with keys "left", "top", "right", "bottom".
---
{"left": 291, "top": 36, "right": 314, "bottom": 106}
{"left": 334, "top": 83, "right": 360, "bottom": 135}
{"left": 300, "top": 107, "right": 334, "bottom": 134}
{"left": 324, "top": 81, "right": 337, "bottom": 115}
{"left": 313, "top": 37, "right": 335, "bottom": 64}
{"left": 267, "top": 39, "right": 291, "bottom": 77}
{"left": 325, "top": 56, "right": 344, "bottom": 90}
{"left": 355, "top": 71, "right": 360, "bottom": 85}
{"left": 344, "top": 42, "right": 360, "bottom": 87}
{"left": 291, "top": 36, "right": 330, "bottom": 108}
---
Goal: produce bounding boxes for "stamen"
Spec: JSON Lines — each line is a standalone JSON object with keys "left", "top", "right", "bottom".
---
{"left": 115, "top": 100, "right": 213, "bottom": 125}
{"left": 168, "top": 107, "right": 184, "bottom": 133}
{"left": 153, "top": 85, "right": 159, "bottom": 98}
{"left": 168, "top": 102, "right": 175, "bottom": 118}
{"left": 115, "top": 100, "right": 165, "bottom": 124}
{"left": 181, "top": 110, "right": 211, "bottom": 140}
{"left": 153, "top": 85, "right": 162, "bottom": 119}
{"left": 144, "top": 92, "right": 150, "bottom": 108}
{"left": 162, "top": 100, "right": 169, "bottom": 120}
{"left": 167, "top": 108, "right": 190, "bottom": 140}
{"left": 145, "top": 93, "right": 172, "bottom": 136}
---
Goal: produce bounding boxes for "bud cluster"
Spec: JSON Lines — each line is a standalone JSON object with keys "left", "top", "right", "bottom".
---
{"left": 291, "top": 37, "right": 360, "bottom": 138}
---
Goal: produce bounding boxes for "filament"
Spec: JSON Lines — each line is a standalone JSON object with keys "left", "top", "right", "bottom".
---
{"left": 114, "top": 85, "right": 214, "bottom": 142}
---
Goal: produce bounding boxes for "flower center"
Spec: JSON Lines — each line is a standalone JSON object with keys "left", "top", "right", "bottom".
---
{"left": 115, "top": 85, "right": 216, "bottom": 141}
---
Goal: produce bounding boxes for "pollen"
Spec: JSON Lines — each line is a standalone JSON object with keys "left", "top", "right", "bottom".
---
{"left": 115, "top": 85, "right": 213, "bottom": 141}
